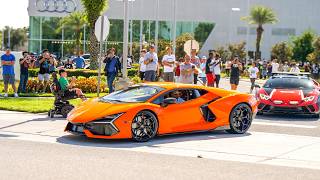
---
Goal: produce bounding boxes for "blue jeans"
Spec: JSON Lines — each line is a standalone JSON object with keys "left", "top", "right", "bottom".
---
{"left": 107, "top": 72, "right": 116, "bottom": 93}
{"left": 18, "top": 73, "right": 28, "bottom": 93}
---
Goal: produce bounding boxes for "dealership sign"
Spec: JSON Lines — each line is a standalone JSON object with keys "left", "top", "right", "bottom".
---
{"left": 28, "top": 0, "right": 82, "bottom": 17}
{"left": 35, "top": 0, "right": 77, "bottom": 13}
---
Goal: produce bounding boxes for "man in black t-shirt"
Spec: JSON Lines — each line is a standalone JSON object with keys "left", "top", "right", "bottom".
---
{"left": 230, "top": 56, "right": 243, "bottom": 90}
{"left": 36, "top": 49, "right": 54, "bottom": 93}
{"left": 18, "top": 51, "right": 34, "bottom": 93}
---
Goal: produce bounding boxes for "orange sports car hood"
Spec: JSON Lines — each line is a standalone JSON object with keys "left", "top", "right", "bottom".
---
{"left": 67, "top": 98, "right": 140, "bottom": 123}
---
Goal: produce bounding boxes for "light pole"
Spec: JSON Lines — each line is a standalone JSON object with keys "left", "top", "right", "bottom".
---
{"left": 122, "top": 0, "right": 129, "bottom": 78}
{"left": 155, "top": 0, "right": 159, "bottom": 52}
{"left": 246, "top": 0, "right": 250, "bottom": 60}
{"left": 172, "top": 0, "right": 176, "bottom": 54}
{"left": 229, "top": 8, "right": 241, "bottom": 44}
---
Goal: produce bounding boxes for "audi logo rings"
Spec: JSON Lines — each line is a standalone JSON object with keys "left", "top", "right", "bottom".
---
{"left": 35, "top": 0, "right": 77, "bottom": 13}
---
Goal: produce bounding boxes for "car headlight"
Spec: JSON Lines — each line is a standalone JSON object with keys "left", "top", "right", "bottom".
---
{"left": 303, "top": 96, "right": 315, "bottom": 102}
{"left": 93, "top": 113, "right": 124, "bottom": 123}
{"left": 259, "top": 93, "right": 270, "bottom": 100}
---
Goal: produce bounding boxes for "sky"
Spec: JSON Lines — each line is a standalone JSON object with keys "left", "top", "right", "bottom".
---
{"left": 0, "top": 0, "right": 29, "bottom": 29}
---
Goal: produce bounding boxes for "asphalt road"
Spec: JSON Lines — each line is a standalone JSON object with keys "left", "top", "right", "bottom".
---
{"left": 1, "top": 79, "right": 320, "bottom": 180}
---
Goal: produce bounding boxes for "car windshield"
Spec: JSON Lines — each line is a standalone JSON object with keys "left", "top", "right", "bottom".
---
{"left": 100, "top": 86, "right": 165, "bottom": 103}
{"left": 263, "top": 77, "right": 314, "bottom": 90}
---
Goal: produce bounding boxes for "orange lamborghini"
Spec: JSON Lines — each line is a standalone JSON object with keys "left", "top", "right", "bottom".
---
{"left": 66, "top": 82, "right": 258, "bottom": 142}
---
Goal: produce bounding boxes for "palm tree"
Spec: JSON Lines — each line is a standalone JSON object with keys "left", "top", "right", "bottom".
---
{"left": 59, "top": 11, "right": 87, "bottom": 56}
{"left": 81, "top": 0, "right": 108, "bottom": 69}
{"left": 242, "top": 6, "right": 278, "bottom": 59}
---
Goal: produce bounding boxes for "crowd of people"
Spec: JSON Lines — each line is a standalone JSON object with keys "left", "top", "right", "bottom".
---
{"left": 2, "top": 45, "right": 316, "bottom": 97}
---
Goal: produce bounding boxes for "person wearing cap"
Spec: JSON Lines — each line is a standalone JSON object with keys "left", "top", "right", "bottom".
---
{"left": 144, "top": 45, "right": 158, "bottom": 82}
{"left": 58, "top": 69, "right": 86, "bottom": 101}
{"left": 199, "top": 56, "right": 207, "bottom": 85}
{"left": 138, "top": 49, "right": 147, "bottom": 81}
{"left": 162, "top": 46, "right": 175, "bottom": 82}
{"left": 1, "top": 48, "right": 18, "bottom": 97}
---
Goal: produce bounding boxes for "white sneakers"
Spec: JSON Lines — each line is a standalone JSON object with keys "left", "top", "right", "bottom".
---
{"left": 2, "top": 93, "right": 19, "bottom": 98}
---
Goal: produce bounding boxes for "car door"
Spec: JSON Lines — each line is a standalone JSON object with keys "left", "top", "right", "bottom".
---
{"left": 153, "top": 89, "right": 209, "bottom": 134}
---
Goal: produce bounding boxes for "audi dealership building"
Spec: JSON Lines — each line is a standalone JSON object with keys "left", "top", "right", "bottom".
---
{"left": 28, "top": 0, "right": 320, "bottom": 58}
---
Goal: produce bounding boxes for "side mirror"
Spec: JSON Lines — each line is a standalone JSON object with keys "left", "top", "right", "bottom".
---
{"left": 161, "top": 98, "right": 177, "bottom": 107}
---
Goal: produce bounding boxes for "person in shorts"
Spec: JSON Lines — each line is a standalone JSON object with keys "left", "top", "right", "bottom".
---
{"left": 1, "top": 48, "right": 18, "bottom": 97}
{"left": 58, "top": 69, "right": 86, "bottom": 101}
{"left": 138, "top": 49, "right": 147, "bottom": 81}
{"left": 180, "top": 54, "right": 195, "bottom": 84}
{"left": 162, "top": 46, "right": 175, "bottom": 82}
{"left": 230, "top": 56, "right": 243, "bottom": 90}
{"left": 37, "top": 50, "right": 54, "bottom": 93}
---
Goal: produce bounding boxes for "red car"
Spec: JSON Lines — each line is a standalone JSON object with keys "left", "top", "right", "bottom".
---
{"left": 256, "top": 73, "right": 320, "bottom": 117}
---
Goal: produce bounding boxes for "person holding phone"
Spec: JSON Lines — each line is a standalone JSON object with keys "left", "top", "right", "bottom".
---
{"left": 58, "top": 69, "right": 86, "bottom": 101}
{"left": 18, "top": 51, "right": 34, "bottom": 93}
{"left": 230, "top": 56, "right": 243, "bottom": 90}
{"left": 103, "top": 47, "right": 121, "bottom": 93}
{"left": 1, "top": 48, "right": 18, "bottom": 97}
{"left": 180, "top": 54, "right": 195, "bottom": 84}
{"left": 37, "top": 49, "right": 54, "bottom": 93}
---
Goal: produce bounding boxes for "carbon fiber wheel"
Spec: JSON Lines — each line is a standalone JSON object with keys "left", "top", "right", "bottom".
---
{"left": 131, "top": 111, "right": 158, "bottom": 142}
{"left": 227, "top": 103, "right": 253, "bottom": 134}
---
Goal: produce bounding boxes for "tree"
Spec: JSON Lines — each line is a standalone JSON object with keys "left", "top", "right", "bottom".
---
{"left": 175, "top": 33, "right": 194, "bottom": 59}
{"left": 2, "top": 26, "right": 28, "bottom": 51}
{"left": 271, "top": 41, "right": 293, "bottom": 63}
{"left": 307, "top": 37, "right": 320, "bottom": 63}
{"left": 58, "top": 11, "right": 87, "bottom": 56}
{"left": 242, "top": 6, "right": 278, "bottom": 59}
{"left": 291, "top": 30, "right": 315, "bottom": 62}
{"left": 227, "top": 41, "right": 247, "bottom": 60}
{"left": 216, "top": 46, "right": 229, "bottom": 62}
{"left": 194, "top": 23, "right": 215, "bottom": 44}
{"left": 81, "top": 0, "right": 108, "bottom": 69}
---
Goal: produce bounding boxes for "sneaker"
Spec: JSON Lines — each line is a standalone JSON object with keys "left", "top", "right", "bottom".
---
{"left": 14, "top": 93, "right": 19, "bottom": 97}
{"left": 4, "top": 93, "right": 8, "bottom": 97}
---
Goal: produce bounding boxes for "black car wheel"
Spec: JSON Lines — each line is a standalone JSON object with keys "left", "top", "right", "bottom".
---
{"left": 131, "top": 110, "right": 158, "bottom": 142}
{"left": 61, "top": 105, "right": 74, "bottom": 118}
{"left": 227, "top": 103, "right": 253, "bottom": 134}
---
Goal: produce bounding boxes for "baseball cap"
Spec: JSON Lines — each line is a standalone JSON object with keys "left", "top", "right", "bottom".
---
{"left": 202, "top": 56, "right": 207, "bottom": 59}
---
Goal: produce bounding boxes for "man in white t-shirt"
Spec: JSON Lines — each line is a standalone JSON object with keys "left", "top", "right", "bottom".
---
{"left": 248, "top": 62, "right": 259, "bottom": 93}
{"left": 162, "top": 47, "right": 175, "bottom": 82}
{"left": 271, "top": 59, "right": 279, "bottom": 74}
{"left": 138, "top": 49, "right": 147, "bottom": 81}
{"left": 290, "top": 64, "right": 300, "bottom": 73}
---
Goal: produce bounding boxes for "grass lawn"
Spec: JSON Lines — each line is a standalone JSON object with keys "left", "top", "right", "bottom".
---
{"left": 0, "top": 98, "right": 83, "bottom": 113}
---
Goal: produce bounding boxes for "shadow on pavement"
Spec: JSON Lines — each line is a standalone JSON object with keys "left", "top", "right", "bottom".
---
{"left": 256, "top": 113, "right": 319, "bottom": 122}
{"left": 0, "top": 117, "right": 67, "bottom": 130}
{"left": 56, "top": 130, "right": 251, "bottom": 149}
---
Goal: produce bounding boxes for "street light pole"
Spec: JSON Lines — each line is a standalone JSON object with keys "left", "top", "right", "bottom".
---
{"left": 122, "top": 0, "right": 129, "bottom": 78}
{"left": 172, "top": 0, "right": 176, "bottom": 54}
{"left": 155, "top": 0, "right": 159, "bottom": 52}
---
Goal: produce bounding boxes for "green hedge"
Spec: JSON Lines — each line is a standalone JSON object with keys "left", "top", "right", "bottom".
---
{"left": 28, "top": 68, "right": 139, "bottom": 78}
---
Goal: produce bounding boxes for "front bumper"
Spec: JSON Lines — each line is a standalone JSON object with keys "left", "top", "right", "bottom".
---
{"left": 258, "top": 103, "right": 319, "bottom": 114}
{"left": 65, "top": 121, "right": 119, "bottom": 137}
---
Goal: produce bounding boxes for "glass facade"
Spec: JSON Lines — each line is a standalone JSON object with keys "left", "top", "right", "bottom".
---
{"left": 29, "top": 16, "right": 214, "bottom": 59}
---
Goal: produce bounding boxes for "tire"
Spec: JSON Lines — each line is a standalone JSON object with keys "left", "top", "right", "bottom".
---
{"left": 61, "top": 105, "right": 74, "bottom": 118}
{"left": 226, "top": 103, "right": 253, "bottom": 134}
{"left": 131, "top": 110, "right": 158, "bottom": 142}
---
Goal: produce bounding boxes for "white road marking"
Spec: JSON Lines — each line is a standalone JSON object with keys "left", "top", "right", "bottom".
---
{"left": 253, "top": 121, "right": 318, "bottom": 129}
{"left": 1, "top": 130, "right": 320, "bottom": 170}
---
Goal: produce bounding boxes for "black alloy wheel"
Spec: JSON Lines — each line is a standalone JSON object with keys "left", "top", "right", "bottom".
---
{"left": 131, "top": 110, "right": 158, "bottom": 142}
{"left": 227, "top": 103, "right": 253, "bottom": 134}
